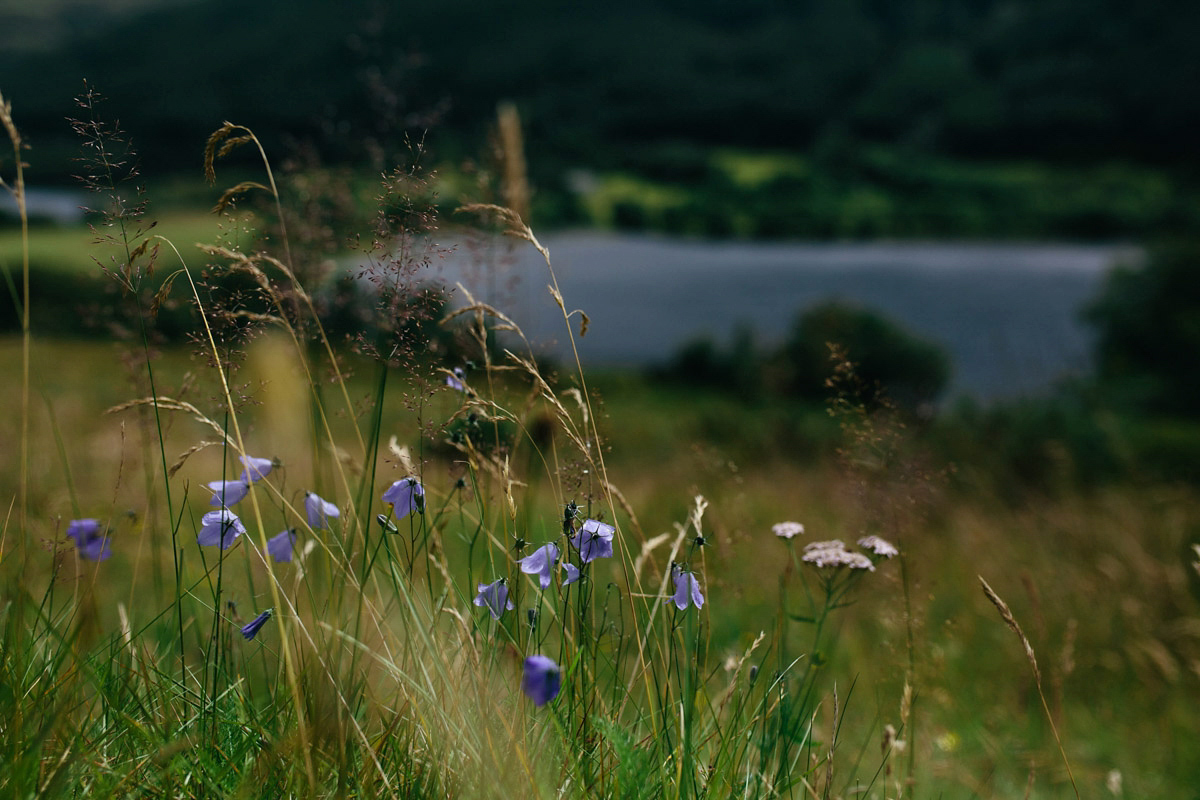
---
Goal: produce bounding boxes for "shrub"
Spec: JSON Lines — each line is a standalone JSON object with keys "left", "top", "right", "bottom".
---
{"left": 780, "top": 301, "right": 951, "bottom": 410}
{"left": 1086, "top": 241, "right": 1200, "bottom": 417}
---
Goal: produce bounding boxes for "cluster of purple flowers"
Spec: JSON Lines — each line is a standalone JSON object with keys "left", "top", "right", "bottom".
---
{"left": 473, "top": 515, "right": 617, "bottom": 619}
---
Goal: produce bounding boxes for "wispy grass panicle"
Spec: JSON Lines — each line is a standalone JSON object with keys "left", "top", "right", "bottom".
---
{"left": 69, "top": 82, "right": 158, "bottom": 294}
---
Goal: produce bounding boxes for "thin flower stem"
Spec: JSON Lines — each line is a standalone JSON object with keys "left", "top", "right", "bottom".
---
{"left": 162, "top": 238, "right": 318, "bottom": 793}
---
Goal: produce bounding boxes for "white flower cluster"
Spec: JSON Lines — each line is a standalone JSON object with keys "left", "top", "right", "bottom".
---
{"left": 774, "top": 520, "right": 898, "bottom": 570}
{"left": 802, "top": 540, "right": 875, "bottom": 570}
{"left": 772, "top": 521, "right": 806, "bottom": 540}
{"left": 857, "top": 535, "right": 899, "bottom": 558}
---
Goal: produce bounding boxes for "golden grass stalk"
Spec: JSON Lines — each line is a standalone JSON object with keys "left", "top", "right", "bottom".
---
{"left": 0, "top": 90, "right": 30, "bottom": 572}
{"left": 979, "top": 575, "right": 1080, "bottom": 799}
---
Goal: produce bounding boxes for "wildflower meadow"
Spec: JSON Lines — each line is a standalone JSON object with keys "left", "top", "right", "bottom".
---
{"left": 1, "top": 84, "right": 1198, "bottom": 799}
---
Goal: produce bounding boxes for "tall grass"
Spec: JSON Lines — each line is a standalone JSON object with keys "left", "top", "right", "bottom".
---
{"left": 4, "top": 90, "right": 1197, "bottom": 799}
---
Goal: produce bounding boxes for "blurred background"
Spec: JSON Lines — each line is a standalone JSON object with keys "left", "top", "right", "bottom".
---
{"left": 2, "top": 0, "right": 1200, "bottom": 441}
{"left": 3, "top": 0, "right": 1200, "bottom": 402}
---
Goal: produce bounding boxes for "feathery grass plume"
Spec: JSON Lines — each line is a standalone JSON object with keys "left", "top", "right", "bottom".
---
{"left": 69, "top": 82, "right": 159, "bottom": 294}
{"left": 823, "top": 342, "right": 943, "bottom": 792}
{"left": 496, "top": 101, "right": 530, "bottom": 224}
{"left": 979, "top": 575, "right": 1080, "bottom": 799}
{"left": 353, "top": 148, "right": 450, "bottom": 372}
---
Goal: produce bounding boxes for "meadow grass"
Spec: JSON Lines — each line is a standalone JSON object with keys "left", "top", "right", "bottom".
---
{"left": 1, "top": 92, "right": 1199, "bottom": 800}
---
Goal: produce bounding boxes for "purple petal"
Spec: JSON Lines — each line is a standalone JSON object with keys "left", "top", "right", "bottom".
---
{"left": 241, "top": 609, "right": 272, "bottom": 640}
{"left": 473, "top": 579, "right": 513, "bottom": 620}
{"left": 198, "top": 509, "right": 246, "bottom": 549}
{"left": 690, "top": 573, "right": 705, "bottom": 609}
{"left": 239, "top": 455, "right": 274, "bottom": 484}
{"left": 305, "top": 492, "right": 340, "bottom": 529}
{"left": 671, "top": 566, "right": 704, "bottom": 611}
{"left": 66, "top": 518, "right": 101, "bottom": 545}
{"left": 382, "top": 477, "right": 425, "bottom": 520}
{"left": 563, "top": 562, "right": 581, "bottom": 585}
{"left": 521, "top": 655, "right": 562, "bottom": 707}
{"left": 266, "top": 529, "right": 296, "bottom": 563}
{"left": 572, "top": 519, "right": 615, "bottom": 563}
{"left": 206, "top": 480, "right": 250, "bottom": 507}
{"left": 519, "top": 543, "right": 559, "bottom": 590}
{"left": 66, "top": 518, "right": 112, "bottom": 561}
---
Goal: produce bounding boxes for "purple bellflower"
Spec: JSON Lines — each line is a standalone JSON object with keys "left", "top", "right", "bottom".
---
{"left": 521, "top": 655, "right": 563, "bottom": 707}
{"left": 241, "top": 609, "right": 272, "bottom": 640}
{"left": 66, "top": 518, "right": 112, "bottom": 561}
{"left": 671, "top": 564, "right": 705, "bottom": 611}
{"left": 305, "top": 492, "right": 339, "bottom": 529}
{"left": 382, "top": 477, "right": 425, "bottom": 520}
{"left": 266, "top": 529, "right": 296, "bottom": 563}
{"left": 197, "top": 509, "right": 246, "bottom": 550}
{"left": 518, "top": 543, "right": 560, "bottom": 590}
{"left": 572, "top": 519, "right": 615, "bottom": 563}
{"left": 563, "top": 562, "right": 581, "bottom": 586}
{"left": 474, "top": 578, "right": 514, "bottom": 620}
{"left": 446, "top": 366, "right": 466, "bottom": 392}
{"left": 239, "top": 455, "right": 274, "bottom": 484}
{"left": 206, "top": 479, "right": 250, "bottom": 507}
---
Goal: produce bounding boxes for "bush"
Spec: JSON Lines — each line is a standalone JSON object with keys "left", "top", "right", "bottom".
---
{"left": 780, "top": 301, "right": 950, "bottom": 410}
{"left": 1086, "top": 241, "right": 1200, "bottom": 417}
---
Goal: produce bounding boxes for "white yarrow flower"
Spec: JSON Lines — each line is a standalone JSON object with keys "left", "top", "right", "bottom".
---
{"left": 801, "top": 539, "right": 875, "bottom": 570}
{"left": 857, "top": 535, "right": 899, "bottom": 558}
{"left": 772, "top": 521, "right": 805, "bottom": 540}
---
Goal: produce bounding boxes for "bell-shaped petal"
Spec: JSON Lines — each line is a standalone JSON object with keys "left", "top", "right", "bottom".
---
{"left": 445, "top": 366, "right": 466, "bottom": 392}
{"left": 563, "top": 562, "right": 581, "bottom": 586}
{"left": 473, "top": 578, "right": 513, "bottom": 620}
{"left": 206, "top": 479, "right": 250, "bottom": 507}
{"left": 571, "top": 519, "right": 615, "bottom": 563}
{"left": 305, "top": 492, "right": 340, "bottom": 529}
{"left": 382, "top": 477, "right": 425, "bottom": 520}
{"left": 266, "top": 529, "right": 296, "bottom": 563}
{"left": 521, "top": 655, "right": 562, "bottom": 707}
{"left": 239, "top": 455, "right": 275, "bottom": 484}
{"left": 197, "top": 509, "right": 246, "bottom": 550}
{"left": 518, "top": 543, "right": 560, "bottom": 590}
{"left": 241, "top": 609, "right": 272, "bottom": 640}
{"left": 66, "top": 518, "right": 112, "bottom": 561}
{"left": 671, "top": 564, "right": 705, "bottom": 611}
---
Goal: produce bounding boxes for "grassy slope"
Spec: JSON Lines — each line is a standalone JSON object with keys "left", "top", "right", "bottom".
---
{"left": 4, "top": 338, "right": 1197, "bottom": 796}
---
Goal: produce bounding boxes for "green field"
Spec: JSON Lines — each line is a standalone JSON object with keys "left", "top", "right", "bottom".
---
{"left": 2, "top": 322, "right": 1198, "bottom": 797}
{"left": 2, "top": 103, "right": 1199, "bottom": 799}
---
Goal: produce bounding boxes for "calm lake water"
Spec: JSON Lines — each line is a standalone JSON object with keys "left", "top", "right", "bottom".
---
{"left": 438, "top": 233, "right": 1139, "bottom": 401}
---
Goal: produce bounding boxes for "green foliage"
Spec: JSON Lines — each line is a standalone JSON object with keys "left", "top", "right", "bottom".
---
{"left": 4, "top": 0, "right": 1200, "bottom": 239}
{"left": 655, "top": 325, "right": 764, "bottom": 402}
{"left": 655, "top": 303, "right": 950, "bottom": 416}
{"left": 1087, "top": 241, "right": 1200, "bottom": 417}
{"left": 936, "top": 391, "right": 1126, "bottom": 496}
{"left": 781, "top": 301, "right": 951, "bottom": 410}
{"left": 559, "top": 145, "right": 1194, "bottom": 240}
